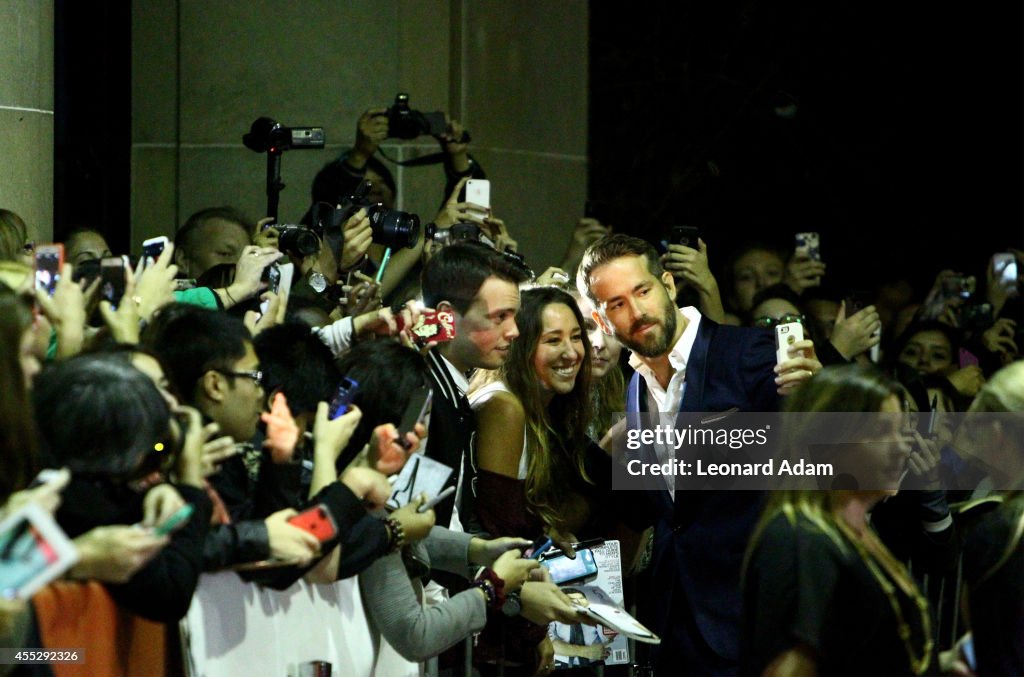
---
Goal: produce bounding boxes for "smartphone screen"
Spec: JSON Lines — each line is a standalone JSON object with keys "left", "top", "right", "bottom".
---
{"left": 994, "top": 253, "right": 1018, "bottom": 288}
{"left": 329, "top": 377, "right": 361, "bottom": 420}
{"left": 542, "top": 548, "right": 599, "bottom": 585}
{"left": 794, "top": 232, "right": 821, "bottom": 261}
{"left": 34, "top": 244, "right": 64, "bottom": 296}
{"left": 142, "top": 236, "right": 168, "bottom": 263}
{"left": 100, "top": 257, "right": 127, "bottom": 309}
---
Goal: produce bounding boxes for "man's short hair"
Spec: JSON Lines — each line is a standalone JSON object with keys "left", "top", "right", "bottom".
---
{"left": 421, "top": 241, "right": 530, "bottom": 315}
{"left": 577, "top": 234, "right": 665, "bottom": 302}
{"left": 174, "top": 206, "right": 252, "bottom": 256}
{"left": 254, "top": 323, "right": 339, "bottom": 416}
{"left": 142, "top": 304, "right": 251, "bottom": 404}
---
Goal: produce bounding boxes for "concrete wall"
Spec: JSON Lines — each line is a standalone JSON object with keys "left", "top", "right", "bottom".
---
{"left": 0, "top": 0, "right": 54, "bottom": 244}
{"left": 132, "top": 0, "right": 587, "bottom": 270}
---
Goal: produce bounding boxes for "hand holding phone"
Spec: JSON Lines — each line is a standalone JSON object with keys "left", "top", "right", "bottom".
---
{"left": 287, "top": 504, "right": 338, "bottom": 543}
{"left": 775, "top": 321, "right": 805, "bottom": 366}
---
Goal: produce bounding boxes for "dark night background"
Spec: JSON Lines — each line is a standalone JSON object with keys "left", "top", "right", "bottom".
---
{"left": 589, "top": 2, "right": 1024, "bottom": 296}
{"left": 55, "top": 2, "right": 1023, "bottom": 297}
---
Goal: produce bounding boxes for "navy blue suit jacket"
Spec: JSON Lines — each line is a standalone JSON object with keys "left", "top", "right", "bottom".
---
{"left": 627, "top": 315, "right": 779, "bottom": 674}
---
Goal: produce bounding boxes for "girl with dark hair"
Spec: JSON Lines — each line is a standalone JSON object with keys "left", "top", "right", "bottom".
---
{"left": 891, "top": 320, "right": 986, "bottom": 407}
{"left": 0, "top": 285, "right": 41, "bottom": 502}
{"left": 32, "top": 353, "right": 212, "bottom": 622}
{"left": 742, "top": 364, "right": 934, "bottom": 676}
{"left": 469, "top": 286, "right": 597, "bottom": 543}
{"left": 468, "top": 286, "right": 620, "bottom": 671}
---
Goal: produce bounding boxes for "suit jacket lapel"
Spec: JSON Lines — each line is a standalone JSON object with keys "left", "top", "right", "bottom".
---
{"left": 680, "top": 316, "right": 716, "bottom": 413}
{"left": 630, "top": 372, "right": 675, "bottom": 513}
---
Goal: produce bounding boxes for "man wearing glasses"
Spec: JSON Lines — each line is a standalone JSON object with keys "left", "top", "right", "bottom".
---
{"left": 145, "top": 305, "right": 322, "bottom": 569}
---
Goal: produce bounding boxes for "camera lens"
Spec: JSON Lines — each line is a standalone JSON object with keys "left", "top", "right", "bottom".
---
{"left": 368, "top": 206, "right": 421, "bottom": 250}
{"left": 278, "top": 226, "right": 320, "bottom": 257}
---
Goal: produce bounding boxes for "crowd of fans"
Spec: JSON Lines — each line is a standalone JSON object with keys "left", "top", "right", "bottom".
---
{"left": 0, "top": 104, "right": 1022, "bottom": 677}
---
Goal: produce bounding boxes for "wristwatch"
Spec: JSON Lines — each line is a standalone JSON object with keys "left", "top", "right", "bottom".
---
{"left": 501, "top": 590, "right": 522, "bottom": 617}
{"left": 308, "top": 271, "right": 328, "bottom": 293}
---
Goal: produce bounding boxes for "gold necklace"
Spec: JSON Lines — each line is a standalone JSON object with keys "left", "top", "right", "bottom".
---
{"left": 835, "top": 519, "right": 933, "bottom": 675}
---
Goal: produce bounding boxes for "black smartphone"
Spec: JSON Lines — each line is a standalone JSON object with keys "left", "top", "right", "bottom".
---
{"left": 100, "top": 257, "right": 127, "bottom": 309}
{"left": 844, "top": 290, "right": 872, "bottom": 315}
{"left": 397, "top": 383, "right": 432, "bottom": 449}
{"left": 263, "top": 263, "right": 281, "bottom": 295}
{"left": 669, "top": 225, "right": 701, "bottom": 249}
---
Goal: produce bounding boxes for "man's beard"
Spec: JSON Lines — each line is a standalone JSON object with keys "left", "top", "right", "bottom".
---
{"left": 620, "top": 296, "right": 678, "bottom": 358}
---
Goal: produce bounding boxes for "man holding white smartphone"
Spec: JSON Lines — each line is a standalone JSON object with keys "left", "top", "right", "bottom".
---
{"left": 579, "top": 234, "right": 820, "bottom": 675}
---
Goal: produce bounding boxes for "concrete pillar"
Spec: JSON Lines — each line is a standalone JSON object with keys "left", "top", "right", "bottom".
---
{"left": 0, "top": 0, "right": 55, "bottom": 245}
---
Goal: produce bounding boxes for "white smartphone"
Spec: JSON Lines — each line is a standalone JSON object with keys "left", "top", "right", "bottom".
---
{"left": 0, "top": 502, "right": 80, "bottom": 600}
{"left": 775, "top": 321, "right": 804, "bottom": 365}
{"left": 142, "top": 235, "right": 169, "bottom": 265}
{"left": 466, "top": 179, "right": 491, "bottom": 212}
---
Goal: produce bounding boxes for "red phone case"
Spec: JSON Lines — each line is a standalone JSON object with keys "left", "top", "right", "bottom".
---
{"left": 287, "top": 505, "right": 338, "bottom": 543}
{"left": 396, "top": 310, "right": 457, "bottom": 343}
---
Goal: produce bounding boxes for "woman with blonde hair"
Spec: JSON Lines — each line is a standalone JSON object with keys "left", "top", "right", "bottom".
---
{"left": 741, "top": 364, "right": 934, "bottom": 676}
{"left": 957, "top": 361, "right": 1024, "bottom": 675}
{"left": 0, "top": 209, "right": 32, "bottom": 264}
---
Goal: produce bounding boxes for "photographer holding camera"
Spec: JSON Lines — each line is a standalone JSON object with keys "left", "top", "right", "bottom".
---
{"left": 308, "top": 101, "right": 488, "bottom": 304}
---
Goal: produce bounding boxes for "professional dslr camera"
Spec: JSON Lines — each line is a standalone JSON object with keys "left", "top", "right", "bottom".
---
{"left": 386, "top": 93, "right": 449, "bottom": 140}
{"left": 271, "top": 224, "right": 320, "bottom": 258}
{"left": 338, "top": 180, "right": 420, "bottom": 250}
{"left": 262, "top": 203, "right": 349, "bottom": 259}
